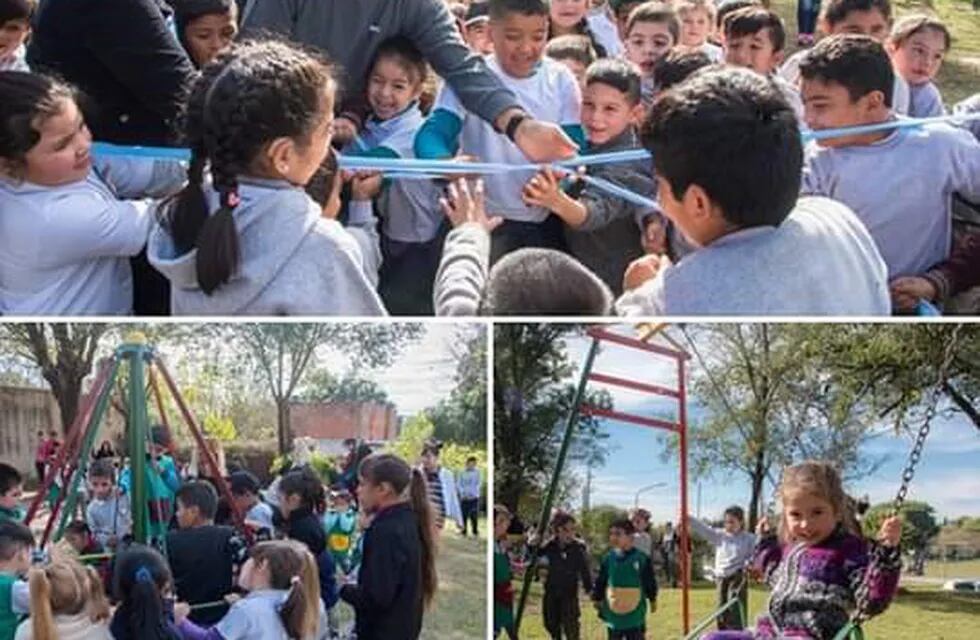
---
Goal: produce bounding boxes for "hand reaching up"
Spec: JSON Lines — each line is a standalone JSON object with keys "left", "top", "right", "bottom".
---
{"left": 439, "top": 178, "right": 503, "bottom": 232}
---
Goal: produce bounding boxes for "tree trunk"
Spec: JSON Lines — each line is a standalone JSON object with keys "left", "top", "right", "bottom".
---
{"left": 749, "top": 451, "right": 766, "bottom": 530}
{"left": 55, "top": 380, "right": 82, "bottom": 437}
{"left": 944, "top": 381, "right": 980, "bottom": 430}
{"left": 276, "top": 398, "right": 291, "bottom": 455}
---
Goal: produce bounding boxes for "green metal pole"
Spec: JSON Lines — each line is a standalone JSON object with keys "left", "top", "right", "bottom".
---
{"left": 681, "top": 596, "right": 741, "bottom": 640}
{"left": 514, "top": 337, "right": 601, "bottom": 631}
{"left": 54, "top": 359, "right": 121, "bottom": 542}
{"left": 126, "top": 344, "right": 150, "bottom": 545}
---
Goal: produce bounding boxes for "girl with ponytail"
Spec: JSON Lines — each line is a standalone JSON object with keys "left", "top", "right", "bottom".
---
{"left": 15, "top": 558, "right": 110, "bottom": 640}
{"left": 174, "top": 539, "right": 326, "bottom": 640}
{"left": 340, "top": 453, "right": 437, "bottom": 640}
{"left": 148, "top": 38, "right": 386, "bottom": 316}
{"left": 109, "top": 545, "right": 182, "bottom": 640}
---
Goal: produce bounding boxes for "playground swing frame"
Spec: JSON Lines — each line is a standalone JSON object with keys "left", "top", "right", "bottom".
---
{"left": 24, "top": 336, "right": 251, "bottom": 555}
{"left": 513, "top": 325, "right": 695, "bottom": 635}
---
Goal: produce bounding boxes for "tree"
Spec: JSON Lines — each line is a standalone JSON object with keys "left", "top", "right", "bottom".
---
{"left": 494, "top": 324, "right": 611, "bottom": 517}
{"left": 228, "top": 324, "right": 424, "bottom": 453}
{"left": 428, "top": 325, "right": 487, "bottom": 446}
{"left": 863, "top": 501, "right": 939, "bottom": 575}
{"left": 0, "top": 324, "right": 109, "bottom": 433}
{"left": 679, "top": 325, "right": 886, "bottom": 529}
{"left": 297, "top": 368, "right": 392, "bottom": 405}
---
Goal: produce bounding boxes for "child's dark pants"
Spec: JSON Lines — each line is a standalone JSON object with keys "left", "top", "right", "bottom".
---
{"left": 543, "top": 591, "right": 581, "bottom": 640}
{"left": 608, "top": 627, "right": 645, "bottom": 640}
{"left": 717, "top": 570, "right": 748, "bottom": 630}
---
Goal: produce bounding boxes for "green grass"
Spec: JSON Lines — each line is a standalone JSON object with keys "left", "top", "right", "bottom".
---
{"left": 924, "top": 558, "right": 980, "bottom": 579}
{"left": 512, "top": 581, "right": 980, "bottom": 639}
{"left": 769, "top": 0, "right": 980, "bottom": 104}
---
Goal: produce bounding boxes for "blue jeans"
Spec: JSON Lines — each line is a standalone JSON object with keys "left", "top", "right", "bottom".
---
{"left": 797, "top": 0, "right": 821, "bottom": 35}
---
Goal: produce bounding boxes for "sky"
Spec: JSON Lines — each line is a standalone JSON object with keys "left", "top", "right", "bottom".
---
{"left": 558, "top": 326, "right": 980, "bottom": 523}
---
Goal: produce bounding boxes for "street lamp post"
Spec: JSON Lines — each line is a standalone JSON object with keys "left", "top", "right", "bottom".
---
{"left": 634, "top": 482, "right": 667, "bottom": 509}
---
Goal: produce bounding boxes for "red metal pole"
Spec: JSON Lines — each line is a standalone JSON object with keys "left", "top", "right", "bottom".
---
{"left": 25, "top": 358, "right": 114, "bottom": 526}
{"left": 153, "top": 358, "right": 252, "bottom": 543}
{"left": 147, "top": 367, "right": 177, "bottom": 456}
{"left": 678, "top": 356, "right": 690, "bottom": 634}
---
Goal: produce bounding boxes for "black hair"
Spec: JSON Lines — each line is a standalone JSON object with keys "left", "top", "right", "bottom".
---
{"left": 358, "top": 453, "right": 437, "bottom": 607}
{"left": 822, "top": 0, "right": 892, "bottom": 28}
{"left": 150, "top": 425, "right": 172, "bottom": 449}
{"left": 550, "top": 511, "right": 576, "bottom": 531}
{"left": 421, "top": 439, "right": 443, "bottom": 458}
{"left": 545, "top": 35, "right": 597, "bottom": 68}
{"left": 176, "top": 480, "right": 219, "bottom": 521}
{"left": 303, "top": 148, "right": 339, "bottom": 207}
{"left": 0, "top": 521, "right": 33, "bottom": 561}
{"left": 586, "top": 58, "right": 642, "bottom": 105}
{"left": 609, "top": 517, "right": 635, "bottom": 534}
{"left": 0, "top": 0, "right": 34, "bottom": 24}
{"left": 112, "top": 545, "right": 179, "bottom": 640}
{"left": 466, "top": 455, "right": 478, "bottom": 463}
{"left": 483, "top": 249, "right": 614, "bottom": 315}
{"left": 799, "top": 34, "right": 894, "bottom": 106}
{"left": 162, "top": 39, "right": 335, "bottom": 295}
{"left": 654, "top": 50, "right": 714, "bottom": 91}
{"left": 724, "top": 7, "right": 786, "bottom": 52}
{"left": 88, "top": 459, "right": 116, "bottom": 481}
{"left": 489, "top": 0, "right": 550, "bottom": 20}
{"left": 0, "top": 463, "right": 22, "bottom": 496}
{"left": 723, "top": 505, "right": 745, "bottom": 523}
{"left": 369, "top": 35, "right": 428, "bottom": 87}
{"left": 716, "top": 0, "right": 761, "bottom": 30}
{"left": 278, "top": 468, "right": 326, "bottom": 515}
{"left": 626, "top": 2, "right": 680, "bottom": 43}
{"left": 0, "top": 72, "right": 76, "bottom": 178}
{"left": 610, "top": 0, "right": 644, "bottom": 20}
{"left": 641, "top": 66, "right": 801, "bottom": 229}
{"left": 170, "top": 0, "right": 236, "bottom": 56}
{"left": 228, "top": 470, "right": 261, "bottom": 496}
{"left": 65, "top": 520, "right": 92, "bottom": 537}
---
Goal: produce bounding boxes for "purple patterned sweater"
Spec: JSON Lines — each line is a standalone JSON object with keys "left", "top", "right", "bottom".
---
{"left": 748, "top": 526, "right": 901, "bottom": 640}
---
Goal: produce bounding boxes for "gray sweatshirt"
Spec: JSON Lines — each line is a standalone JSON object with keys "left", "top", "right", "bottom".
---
{"left": 687, "top": 517, "right": 755, "bottom": 580}
{"left": 433, "top": 223, "right": 488, "bottom": 316}
{"left": 615, "top": 197, "right": 891, "bottom": 316}
{"left": 148, "top": 178, "right": 386, "bottom": 315}
{"left": 908, "top": 82, "right": 945, "bottom": 118}
{"left": 241, "top": 0, "right": 517, "bottom": 125}
{"left": 86, "top": 494, "right": 132, "bottom": 548}
{"left": 801, "top": 121, "right": 980, "bottom": 278}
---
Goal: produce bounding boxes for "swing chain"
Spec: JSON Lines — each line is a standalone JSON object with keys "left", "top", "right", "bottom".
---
{"left": 853, "top": 324, "right": 963, "bottom": 626}
{"left": 892, "top": 323, "right": 962, "bottom": 515}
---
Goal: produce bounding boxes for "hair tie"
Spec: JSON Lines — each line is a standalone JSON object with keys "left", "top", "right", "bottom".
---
{"left": 134, "top": 566, "right": 153, "bottom": 584}
{"left": 290, "top": 575, "right": 301, "bottom": 587}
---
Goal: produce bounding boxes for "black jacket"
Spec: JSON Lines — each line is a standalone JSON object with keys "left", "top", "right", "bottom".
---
{"left": 539, "top": 538, "right": 593, "bottom": 597}
{"left": 166, "top": 525, "right": 238, "bottom": 625}
{"left": 27, "top": 0, "right": 194, "bottom": 146}
{"left": 284, "top": 507, "right": 327, "bottom": 557}
{"left": 340, "top": 502, "right": 423, "bottom": 640}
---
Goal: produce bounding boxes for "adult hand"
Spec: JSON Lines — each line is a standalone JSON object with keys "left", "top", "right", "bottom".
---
{"left": 623, "top": 254, "right": 669, "bottom": 292}
{"left": 439, "top": 178, "right": 504, "bottom": 232}
{"left": 513, "top": 118, "right": 578, "bottom": 162}
{"left": 878, "top": 515, "right": 902, "bottom": 548}
{"left": 889, "top": 277, "right": 937, "bottom": 311}
{"left": 332, "top": 117, "right": 359, "bottom": 147}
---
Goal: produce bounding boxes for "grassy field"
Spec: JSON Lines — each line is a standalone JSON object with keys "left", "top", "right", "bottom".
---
{"left": 924, "top": 558, "right": 980, "bottom": 579}
{"left": 512, "top": 581, "right": 980, "bottom": 639}
{"left": 769, "top": 0, "right": 980, "bottom": 104}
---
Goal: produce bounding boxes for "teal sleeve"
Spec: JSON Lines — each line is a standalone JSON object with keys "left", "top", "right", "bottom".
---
{"left": 562, "top": 124, "right": 587, "bottom": 150}
{"left": 349, "top": 146, "right": 401, "bottom": 159}
{"left": 414, "top": 108, "right": 464, "bottom": 159}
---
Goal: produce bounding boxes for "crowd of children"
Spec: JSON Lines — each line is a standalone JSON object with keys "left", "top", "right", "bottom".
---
{"left": 493, "top": 459, "right": 904, "bottom": 639}
{"left": 0, "top": 432, "right": 452, "bottom": 640}
{"left": 0, "top": 0, "right": 976, "bottom": 317}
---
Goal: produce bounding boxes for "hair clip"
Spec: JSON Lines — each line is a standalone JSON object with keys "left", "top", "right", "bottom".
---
{"left": 134, "top": 566, "right": 153, "bottom": 583}
{"left": 290, "top": 575, "right": 301, "bottom": 586}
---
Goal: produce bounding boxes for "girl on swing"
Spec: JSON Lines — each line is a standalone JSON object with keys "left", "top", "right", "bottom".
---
{"left": 705, "top": 461, "right": 903, "bottom": 640}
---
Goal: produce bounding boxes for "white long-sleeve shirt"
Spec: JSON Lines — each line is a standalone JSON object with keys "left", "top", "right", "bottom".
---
{"left": 687, "top": 516, "right": 756, "bottom": 580}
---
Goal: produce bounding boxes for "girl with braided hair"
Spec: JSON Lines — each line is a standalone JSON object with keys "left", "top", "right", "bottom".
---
{"left": 148, "top": 39, "right": 386, "bottom": 316}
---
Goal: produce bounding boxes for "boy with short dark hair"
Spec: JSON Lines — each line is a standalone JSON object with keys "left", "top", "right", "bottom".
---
{"left": 415, "top": 0, "right": 584, "bottom": 262}
{"left": 798, "top": 35, "right": 980, "bottom": 286}
{"left": 723, "top": 7, "right": 803, "bottom": 119}
{"left": 653, "top": 49, "right": 713, "bottom": 92}
{"left": 546, "top": 34, "right": 598, "bottom": 91}
{"left": 617, "top": 66, "right": 890, "bottom": 315}
{"left": 592, "top": 517, "right": 657, "bottom": 640}
{"left": 433, "top": 178, "right": 615, "bottom": 315}
{"left": 0, "top": 0, "right": 33, "bottom": 71}
{"left": 0, "top": 521, "right": 33, "bottom": 640}
{"left": 522, "top": 58, "right": 658, "bottom": 294}
{"left": 779, "top": 0, "right": 910, "bottom": 114}
{"left": 228, "top": 470, "right": 275, "bottom": 532}
{"left": 64, "top": 520, "right": 103, "bottom": 556}
{"left": 85, "top": 459, "right": 131, "bottom": 550}
{"left": 167, "top": 480, "right": 243, "bottom": 625}
{"left": 622, "top": 1, "right": 679, "bottom": 106}
{"left": 0, "top": 466, "right": 23, "bottom": 524}
{"left": 538, "top": 511, "right": 592, "bottom": 640}
{"left": 687, "top": 506, "right": 755, "bottom": 630}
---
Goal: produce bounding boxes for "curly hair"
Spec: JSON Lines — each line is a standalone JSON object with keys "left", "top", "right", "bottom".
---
{"left": 0, "top": 72, "right": 77, "bottom": 179}
{"left": 162, "top": 39, "right": 335, "bottom": 294}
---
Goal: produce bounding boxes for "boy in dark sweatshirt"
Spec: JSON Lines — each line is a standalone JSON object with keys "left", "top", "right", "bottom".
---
{"left": 591, "top": 517, "right": 658, "bottom": 640}
{"left": 537, "top": 511, "right": 593, "bottom": 640}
